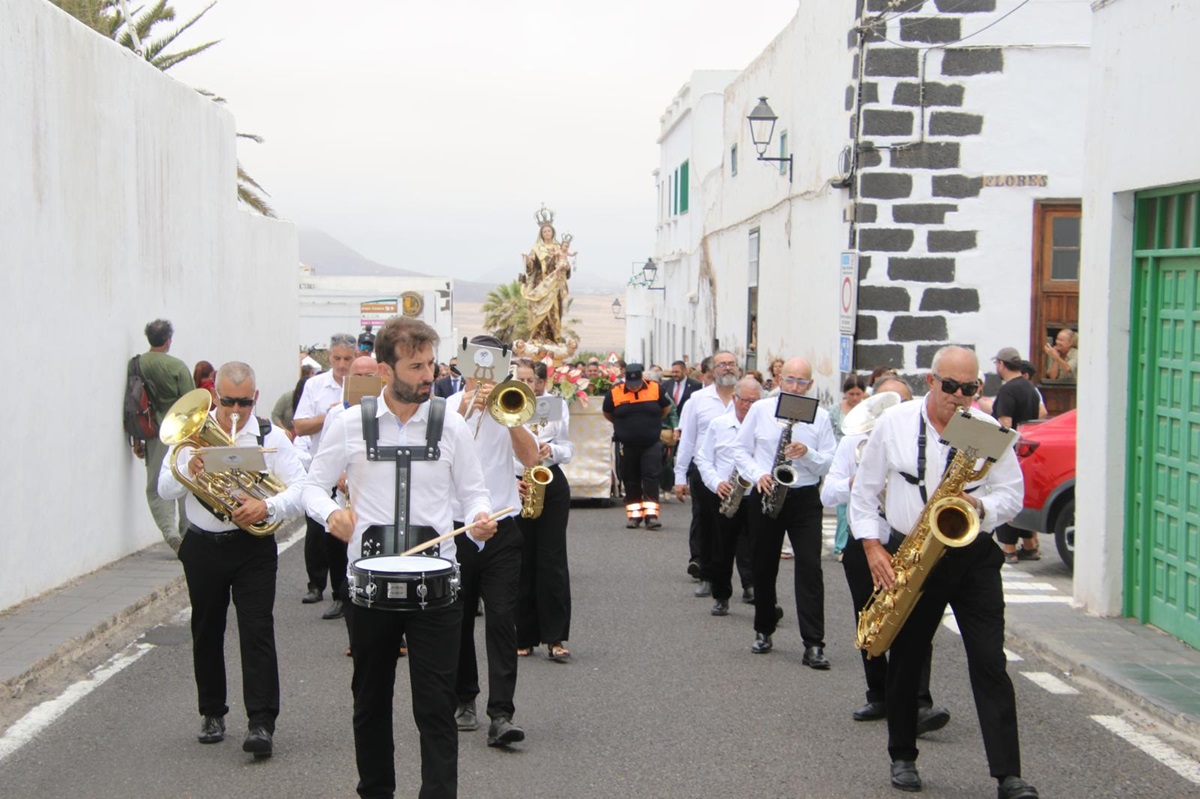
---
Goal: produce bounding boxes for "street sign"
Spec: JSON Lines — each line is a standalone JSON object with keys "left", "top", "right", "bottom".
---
{"left": 839, "top": 252, "right": 858, "bottom": 335}
{"left": 361, "top": 299, "right": 397, "bottom": 329}
{"left": 839, "top": 334, "right": 854, "bottom": 373}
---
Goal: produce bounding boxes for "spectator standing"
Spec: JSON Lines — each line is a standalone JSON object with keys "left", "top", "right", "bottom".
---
{"left": 136, "top": 319, "right": 194, "bottom": 552}
{"left": 991, "top": 347, "right": 1044, "bottom": 564}
{"left": 828, "top": 374, "right": 868, "bottom": 558}
{"left": 603, "top": 363, "right": 672, "bottom": 529}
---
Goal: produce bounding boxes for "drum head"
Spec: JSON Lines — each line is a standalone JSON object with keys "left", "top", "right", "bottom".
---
{"left": 355, "top": 555, "right": 453, "bottom": 574}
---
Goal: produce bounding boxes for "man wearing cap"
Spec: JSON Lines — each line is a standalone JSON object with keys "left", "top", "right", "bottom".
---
{"left": 603, "top": 364, "right": 672, "bottom": 529}
{"left": 992, "top": 347, "right": 1043, "bottom": 564}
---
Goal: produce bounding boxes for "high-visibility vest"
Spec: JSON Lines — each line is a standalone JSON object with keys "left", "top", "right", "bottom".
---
{"left": 610, "top": 380, "right": 661, "bottom": 407}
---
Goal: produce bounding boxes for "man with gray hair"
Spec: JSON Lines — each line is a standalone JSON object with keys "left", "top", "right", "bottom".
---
{"left": 294, "top": 333, "right": 359, "bottom": 617}
{"left": 159, "top": 361, "right": 306, "bottom": 758}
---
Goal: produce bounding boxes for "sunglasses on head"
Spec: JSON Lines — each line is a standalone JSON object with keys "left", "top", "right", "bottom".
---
{"left": 218, "top": 396, "right": 255, "bottom": 408}
{"left": 932, "top": 374, "right": 979, "bottom": 397}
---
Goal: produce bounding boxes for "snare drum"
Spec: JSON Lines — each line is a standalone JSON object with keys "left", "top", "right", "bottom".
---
{"left": 349, "top": 555, "right": 459, "bottom": 611}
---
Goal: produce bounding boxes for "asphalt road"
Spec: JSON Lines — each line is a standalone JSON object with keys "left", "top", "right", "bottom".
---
{"left": 0, "top": 501, "right": 1195, "bottom": 798}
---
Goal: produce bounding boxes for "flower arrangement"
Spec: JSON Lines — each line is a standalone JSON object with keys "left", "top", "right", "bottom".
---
{"left": 551, "top": 363, "right": 622, "bottom": 406}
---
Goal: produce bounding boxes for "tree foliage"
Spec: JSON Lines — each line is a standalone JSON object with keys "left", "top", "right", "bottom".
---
{"left": 481, "top": 281, "right": 531, "bottom": 344}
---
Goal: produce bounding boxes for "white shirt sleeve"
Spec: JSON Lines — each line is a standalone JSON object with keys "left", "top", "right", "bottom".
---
{"left": 262, "top": 427, "right": 307, "bottom": 521}
{"left": 293, "top": 377, "right": 322, "bottom": 423}
{"left": 673, "top": 399, "right": 698, "bottom": 485}
{"left": 849, "top": 415, "right": 892, "bottom": 542}
{"left": 302, "top": 410, "right": 349, "bottom": 527}
{"left": 821, "top": 435, "right": 858, "bottom": 508}
{"left": 694, "top": 423, "right": 721, "bottom": 494}
{"left": 734, "top": 403, "right": 768, "bottom": 483}
{"left": 547, "top": 403, "right": 574, "bottom": 466}
{"left": 793, "top": 411, "right": 836, "bottom": 480}
{"left": 157, "top": 444, "right": 191, "bottom": 500}
{"left": 975, "top": 442, "right": 1024, "bottom": 531}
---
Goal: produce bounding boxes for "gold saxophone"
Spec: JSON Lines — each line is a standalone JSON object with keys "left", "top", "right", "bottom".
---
{"left": 719, "top": 470, "right": 753, "bottom": 517}
{"left": 521, "top": 464, "right": 554, "bottom": 519}
{"left": 855, "top": 447, "right": 989, "bottom": 659}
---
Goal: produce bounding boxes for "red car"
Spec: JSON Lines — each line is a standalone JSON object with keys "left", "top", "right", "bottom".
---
{"left": 1010, "top": 410, "right": 1076, "bottom": 570}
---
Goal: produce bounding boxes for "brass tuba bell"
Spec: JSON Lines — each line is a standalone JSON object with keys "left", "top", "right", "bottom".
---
{"left": 160, "top": 389, "right": 286, "bottom": 537}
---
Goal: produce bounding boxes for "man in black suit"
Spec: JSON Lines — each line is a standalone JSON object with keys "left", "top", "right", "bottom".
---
{"left": 662, "top": 360, "right": 701, "bottom": 417}
{"left": 433, "top": 357, "right": 463, "bottom": 398}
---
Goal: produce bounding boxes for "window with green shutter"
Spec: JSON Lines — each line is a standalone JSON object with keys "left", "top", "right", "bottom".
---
{"left": 679, "top": 160, "right": 690, "bottom": 214}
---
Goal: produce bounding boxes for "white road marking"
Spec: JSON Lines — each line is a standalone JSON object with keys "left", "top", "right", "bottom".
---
{"left": 0, "top": 643, "right": 154, "bottom": 764}
{"left": 1004, "top": 595, "right": 1072, "bottom": 604}
{"left": 1022, "top": 671, "right": 1079, "bottom": 695}
{"left": 1002, "top": 582, "right": 1058, "bottom": 591}
{"left": 1092, "top": 715, "right": 1200, "bottom": 785}
{"left": 277, "top": 528, "right": 304, "bottom": 555}
{"left": 1005, "top": 649, "right": 1023, "bottom": 662}
{"left": 1001, "top": 570, "right": 1032, "bottom": 579}
{"left": 942, "top": 614, "right": 960, "bottom": 635}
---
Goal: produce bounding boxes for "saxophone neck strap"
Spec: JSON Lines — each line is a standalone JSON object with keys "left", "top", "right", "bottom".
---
{"left": 899, "top": 413, "right": 958, "bottom": 504}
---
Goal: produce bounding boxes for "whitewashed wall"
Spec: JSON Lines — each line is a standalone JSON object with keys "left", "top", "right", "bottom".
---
{"left": 0, "top": 0, "right": 299, "bottom": 611}
{"left": 1075, "top": 0, "right": 1200, "bottom": 615}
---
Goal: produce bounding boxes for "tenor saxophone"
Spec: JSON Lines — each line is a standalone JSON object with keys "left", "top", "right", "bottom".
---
{"left": 521, "top": 465, "right": 554, "bottom": 519}
{"left": 762, "top": 421, "right": 798, "bottom": 518}
{"left": 719, "top": 470, "right": 753, "bottom": 517}
{"left": 854, "top": 447, "right": 989, "bottom": 659}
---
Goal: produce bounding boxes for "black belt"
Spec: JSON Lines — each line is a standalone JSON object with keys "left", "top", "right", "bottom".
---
{"left": 187, "top": 524, "right": 246, "bottom": 543}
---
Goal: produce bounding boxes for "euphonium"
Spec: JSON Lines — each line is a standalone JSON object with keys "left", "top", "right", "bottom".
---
{"left": 159, "top": 388, "right": 286, "bottom": 537}
{"left": 854, "top": 447, "right": 988, "bottom": 659}
{"left": 762, "top": 421, "right": 798, "bottom": 518}
{"left": 719, "top": 470, "right": 753, "bottom": 517}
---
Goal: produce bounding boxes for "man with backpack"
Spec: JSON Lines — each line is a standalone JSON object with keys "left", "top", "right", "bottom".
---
{"left": 130, "top": 319, "right": 194, "bottom": 553}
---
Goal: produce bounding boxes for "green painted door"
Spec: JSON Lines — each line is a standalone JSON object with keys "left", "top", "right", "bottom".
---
{"left": 1127, "top": 186, "right": 1200, "bottom": 648}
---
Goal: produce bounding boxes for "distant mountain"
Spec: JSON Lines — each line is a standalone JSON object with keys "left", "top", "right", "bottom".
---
{"left": 297, "top": 227, "right": 625, "bottom": 303}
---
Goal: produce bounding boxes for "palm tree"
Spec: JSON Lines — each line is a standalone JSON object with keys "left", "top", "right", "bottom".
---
{"left": 482, "top": 281, "right": 530, "bottom": 344}
{"left": 51, "top": 1, "right": 273, "bottom": 216}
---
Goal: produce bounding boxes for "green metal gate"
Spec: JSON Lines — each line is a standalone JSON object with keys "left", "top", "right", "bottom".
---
{"left": 1126, "top": 184, "right": 1200, "bottom": 647}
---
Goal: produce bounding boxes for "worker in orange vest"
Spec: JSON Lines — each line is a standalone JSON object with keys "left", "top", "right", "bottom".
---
{"left": 602, "top": 363, "right": 673, "bottom": 529}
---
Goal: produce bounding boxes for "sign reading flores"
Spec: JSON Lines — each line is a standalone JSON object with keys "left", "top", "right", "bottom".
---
{"left": 984, "top": 174, "right": 1049, "bottom": 188}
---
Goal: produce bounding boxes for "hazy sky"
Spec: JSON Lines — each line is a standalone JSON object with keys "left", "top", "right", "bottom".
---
{"left": 167, "top": 0, "right": 800, "bottom": 284}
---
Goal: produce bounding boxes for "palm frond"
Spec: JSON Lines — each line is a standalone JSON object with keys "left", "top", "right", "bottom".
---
{"left": 236, "top": 163, "right": 275, "bottom": 217}
{"left": 236, "top": 132, "right": 264, "bottom": 144}
{"left": 152, "top": 39, "right": 220, "bottom": 71}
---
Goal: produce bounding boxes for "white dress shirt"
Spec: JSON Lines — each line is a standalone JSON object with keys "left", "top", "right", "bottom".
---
{"left": 849, "top": 399, "right": 1023, "bottom": 545}
{"left": 294, "top": 370, "right": 345, "bottom": 453}
{"left": 512, "top": 394, "right": 574, "bottom": 472}
{"left": 733, "top": 396, "right": 836, "bottom": 487}
{"left": 694, "top": 413, "right": 743, "bottom": 494}
{"left": 673, "top": 384, "right": 735, "bottom": 485}
{"left": 302, "top": 394, "right": 492, "bottom": 565}
{"left": 820, "top": 431, "right": 868, "bottom": 508}
{"left": 159, "top": 413, "right": 307, "bottom": 532}
{"left": 449, "top": 389, "right": 535, "bottom": 522}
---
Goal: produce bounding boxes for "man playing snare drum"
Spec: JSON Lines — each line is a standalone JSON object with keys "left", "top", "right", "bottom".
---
{"left": 303, "top": 316, "right": 496, "bottom": 799}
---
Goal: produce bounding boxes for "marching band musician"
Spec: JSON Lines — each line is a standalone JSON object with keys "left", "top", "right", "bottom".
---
{"left": 849, "top": 347, "right": 1036, "bottom": 798}
{"left": 158, "top": 361, "right": 306, "bottom": 758}
{"left": 303, "top": 317, "right": 496, "bottom": 799}
{"left": 512, "top": 360, "right": 574, "bottom": 662}
{"left": 821, "top": 377, "right": 952, "bottom": 735}
{"left": 693, "top": 376, "right": 761, "bottom": 616}
{"left": 449, "top": 335, "right": 540, "bottom": 748}
{"left": 733, "top": 357, "right": 836, "bottom": 665}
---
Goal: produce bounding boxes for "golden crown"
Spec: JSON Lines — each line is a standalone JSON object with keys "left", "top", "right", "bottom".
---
{"left": 534, "top": 204, "right": 555, "bottom": 227}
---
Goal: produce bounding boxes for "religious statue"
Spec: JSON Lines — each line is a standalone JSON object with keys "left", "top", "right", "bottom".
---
{"left": 517, "top": 205, "right": 578, "bottom": 361}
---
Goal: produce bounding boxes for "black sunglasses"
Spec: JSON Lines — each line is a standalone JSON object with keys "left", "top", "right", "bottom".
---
{"left": 931, "top": 374, "right": 980, "bottom": 397}
{"left": 218, "top": 396, "right": 255, "bottom": 408}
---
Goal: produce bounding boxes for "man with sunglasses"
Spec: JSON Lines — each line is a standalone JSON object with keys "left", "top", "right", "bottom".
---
{"left": 159, "top": 361, "right": 306, "bottom": 758}
{"left": 694, "top": 376, "right": 762, "bottom": 615}
{"left": 734, "top": 357, "right": 836, "bottom": 666}
{"left": 850, "top": 346, "right": 1036, "bottom": 798}
{"left": 672, "top": 351, "right": 749, "bottom": 598}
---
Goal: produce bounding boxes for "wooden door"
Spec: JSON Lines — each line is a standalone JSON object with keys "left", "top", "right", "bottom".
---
{"left": 1029, "top": 203, "right": 1081, "bottom": 415}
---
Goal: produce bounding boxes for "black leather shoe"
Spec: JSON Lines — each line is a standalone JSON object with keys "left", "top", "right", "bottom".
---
{"left": 997, "top": 776, "right": 1039, "bottom": 799}
{"left": 916, "top": 705, "right": 951, "bottom": 736}
{"left": 197, "top": 715, "right": 225, "bottom": 744}
{"left": 455, "top": 701, "right": 479, "bottom": 732}
{"left": 487, "top": 716, "right": 525, "bottom": 747}
{"left": 853, "top": 701, "right": 886, "bottom": 721}
{"left": 644, "top": 515, "right": 662, "bottom": 530}
{"left": 741, "top": 587, "right": 755, "bottom": 604}
{"left": 711, "top": 599, "right": 729, "bottom": 616}
{"left": 242, "top": 726, "right": 273, "bottom": 759}
{"left": 802, "top": 645, "right": 831, "bottom": 670}
{"left": 775, "top": 605, "right": 784, "bottom": 622}
{"left": 751, "top": 633, "right": 773, "bottom": 654}
{"left": 321, "top": 599, "right": 345, "bottom": 620}
{"left": 693, "top": 580, "right": 712, "bottom": 597}
{"left": 626, "top": 517, "right": 642, "bottom": 529}
{"left": 890, "top": 760, "right": 921, "bottom": 792}
{"left": 687, "top": 560, "right": 701, "bottom": 578}
{"left": 301, "top": 587, "right": 322, "bottom": 604}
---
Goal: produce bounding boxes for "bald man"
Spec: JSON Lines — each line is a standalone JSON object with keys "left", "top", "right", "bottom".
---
{"left": 734, "top": 357, "right": 837, "bottom": 666}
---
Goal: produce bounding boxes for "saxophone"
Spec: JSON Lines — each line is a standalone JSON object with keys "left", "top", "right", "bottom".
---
{"left": 719, "top": 470, "right": 753, "bottom": 517}
{"left": 855, "top": 446, "right": 989, "bottom": 659}
{"left": 520, "top": 422, "right": 554, "bottom": 519}
{"left": 761, "top": 421, "right": 798, "bottom": 518}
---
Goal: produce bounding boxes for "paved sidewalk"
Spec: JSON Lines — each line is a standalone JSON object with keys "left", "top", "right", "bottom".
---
{"left": 3, "top": 526, "right": 1199, "bottom": 742}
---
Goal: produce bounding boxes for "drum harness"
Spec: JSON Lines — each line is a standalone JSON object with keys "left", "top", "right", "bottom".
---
{"left": 359, "top": 395, "right": 446, "bottom": 559}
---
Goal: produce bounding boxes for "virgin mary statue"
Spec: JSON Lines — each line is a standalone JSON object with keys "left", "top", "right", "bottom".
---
{"left": 520, "top": 205, "right": 573, "bottom": 343}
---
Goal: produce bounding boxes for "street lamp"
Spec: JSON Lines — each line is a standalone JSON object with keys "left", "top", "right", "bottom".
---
{"left": 628, "top": 257, "right": 665, "bottom": 291}
{"left": 747, "top": 96, "right": 793, "bottom": 183}
{"left": 612, "top": 298, "right": 625, "bottom": 319}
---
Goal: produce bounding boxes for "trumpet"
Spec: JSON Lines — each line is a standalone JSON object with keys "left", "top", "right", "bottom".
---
{"left": 467, "top": 377, "right": 537, "bottom": 436}
{"left": 159, "top": 389, "right": 286, "bottom": 536}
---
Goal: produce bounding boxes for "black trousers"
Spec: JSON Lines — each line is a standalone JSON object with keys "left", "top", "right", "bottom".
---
{"left": 455, "top": 516, "right": 522, "bottom": 720}
{"left": 304, "top": 513, "right": 329, "bottom": 591}
{"left": 516, "top": 465, "right": 572, "bottom": 648}
{"left": 886, "top": 534, "right": 1021, "bottom": 777}
{"left": 748, "top": 485, "right": 824, "bottom": 645}
{"left": 687, "top": 465, "right": 716, "bottom": 578}
{"left": 841, "top": 535, "right": 933, "bottom": 707}
{"left": 349, "top": 600, "right": 462, "bottom": 799}
{"left": 711, "top": 499, "right": 755, "bottom": 600}
{"left": 620, "top": 441, "right": 662, "bottom": 508}
{"left": 178, "top": 528, "right": 279, "bottom": 731}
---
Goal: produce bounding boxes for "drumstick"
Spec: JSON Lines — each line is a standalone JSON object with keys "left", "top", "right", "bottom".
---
{"left": 399, "top": 507, "right": 516, "bottom": 556}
